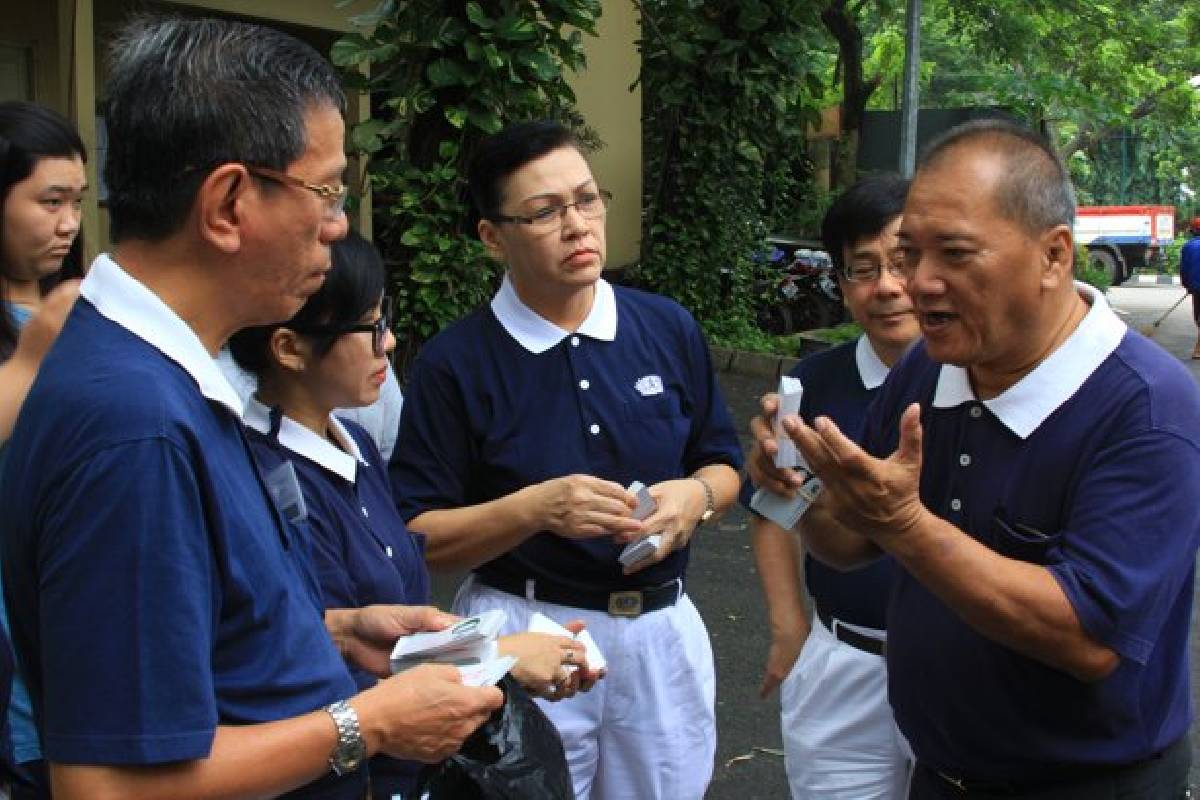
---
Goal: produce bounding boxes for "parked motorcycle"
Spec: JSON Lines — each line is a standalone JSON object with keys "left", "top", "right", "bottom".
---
{"left": 755, "top": 246, "right": 845, "bottom": 335}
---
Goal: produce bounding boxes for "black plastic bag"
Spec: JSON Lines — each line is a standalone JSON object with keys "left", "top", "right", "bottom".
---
{"left": 416, "top": 675, "right": 574, "bottom": 800}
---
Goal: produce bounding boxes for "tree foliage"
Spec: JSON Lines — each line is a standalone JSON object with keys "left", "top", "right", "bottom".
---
{"left": 633, "top": 0, "right": 827, "bottom": 345}
{"left": 331, "top": 0, "right": 601, "bottom": 368}
{"left": 856, "top": 0, "right": 1200, "bottom": 209}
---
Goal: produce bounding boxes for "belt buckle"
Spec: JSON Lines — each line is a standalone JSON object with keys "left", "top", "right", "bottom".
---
{"left": 607, "top": 590, "right": 643, "bottom": 617}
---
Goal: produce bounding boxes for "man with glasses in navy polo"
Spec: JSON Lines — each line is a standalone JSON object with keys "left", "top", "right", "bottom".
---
{"left": 747, "top": 174, "right": 918, "bottom": 799}
{"left": 0, "top": 16, "right": 499, "bottom": 799}
{"left": 755, "top": 120, "right": 1199, "bottom": 797}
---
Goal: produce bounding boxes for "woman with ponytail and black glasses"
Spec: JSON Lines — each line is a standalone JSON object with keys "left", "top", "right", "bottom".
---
{"left": 230, "top": 230, "right": 597, "bottom": 800}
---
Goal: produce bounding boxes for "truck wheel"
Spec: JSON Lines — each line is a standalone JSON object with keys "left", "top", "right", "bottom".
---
{"left": 1088, "top": 249, "right": 1120, "bottom": 285}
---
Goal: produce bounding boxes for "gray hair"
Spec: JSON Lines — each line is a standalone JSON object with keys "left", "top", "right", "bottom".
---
{"left": 103, "top": 16, "right": 346, "bottom": 242}
{"left": 918, "top": 119, "right": 1076, "bottom": 235}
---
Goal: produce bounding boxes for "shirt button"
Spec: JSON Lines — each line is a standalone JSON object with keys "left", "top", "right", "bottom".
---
{"left": 579, "top": 379, "right": 590, "bottom": 390}
{"left": 969, "top": 406, "right": 983, "bottom": 419}
{"left": 361, "top": 506, "right": 369, "bottom": 518}
{"left": 570, "top": 336, "right": 581, "bottom": 347}
{"left": 589, "top": 423, "right": 600, "bottom": 435}
{"left": 950, "top": 498, "right": 962, "bottom": 511}
{"left": 959, "top": 454, "right": 971, "bottom": 467}
{"left": 385, "top": 546, "right": 394, "bottom": 558}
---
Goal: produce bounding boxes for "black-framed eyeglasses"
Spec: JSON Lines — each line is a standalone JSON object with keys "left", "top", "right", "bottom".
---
{"left": 842, "top": 251, "right": 907, "bottom": 283}
{"left": 246, "top": 165, "right": 348, "bottom": 221}
{"left": 290, "top": 299, "right": 393, "bottom": 357}
{"left": 491, "top": 189, "right": 612, "bottom": 235}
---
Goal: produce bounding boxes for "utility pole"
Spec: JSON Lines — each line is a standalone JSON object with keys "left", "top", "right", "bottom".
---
{"left": 898, "top": 0, "right": 922, "bottom": 177}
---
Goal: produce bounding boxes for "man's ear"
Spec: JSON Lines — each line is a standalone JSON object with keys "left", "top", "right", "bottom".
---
{"left": 1041, "top": 224, "right": 1075, "bottom": 290}
{"left": 477, "top": 218, "right": 506, "bottom": 262}
{"left": 197, "top": 163, "right": 250, "bottom": 255}
{"left": 269, "top": 327, "right": 309, "bottom": 374}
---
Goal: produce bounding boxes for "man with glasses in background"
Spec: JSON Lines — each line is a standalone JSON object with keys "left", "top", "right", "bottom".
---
{"left": 391, "top": 120, "right": 743, "bottom": 800}
{"left": 745, "top": 175, "right": 917, "bottom": 799}
{"left": 0, "top": 16, "right": 500, "bottom": 799}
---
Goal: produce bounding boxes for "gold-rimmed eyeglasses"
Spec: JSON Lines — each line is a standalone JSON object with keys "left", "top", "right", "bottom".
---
{"left": 246, "top": 165, "right": 348, "bottom": 221}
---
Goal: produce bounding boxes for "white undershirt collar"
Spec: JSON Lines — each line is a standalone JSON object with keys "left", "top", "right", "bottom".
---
{"left": 80, "top": 253, "right": 244, "bottom": 418}
{"left": 855, "top": 335, "right": 891, "bottom": 389}
{"left": 243, "top": 395, "right": 368, "bottom": 484}
{"left": 931, "top": 282, "right": 1126, "bottom": 439}
{"left": 490, "top": 273, "right": 617, "bottom": 354}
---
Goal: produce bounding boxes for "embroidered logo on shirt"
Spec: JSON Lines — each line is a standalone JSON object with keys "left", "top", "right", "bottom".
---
{"left": 635, "top": 375, "right": 664, "bottom": 396}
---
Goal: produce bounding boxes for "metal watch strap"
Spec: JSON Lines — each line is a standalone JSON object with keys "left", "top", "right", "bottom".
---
{"left": 691, "top": 476, "right": 715, "bottom": 522}
{"left": 324, "top": 699, "right": 365, "bottom": 776}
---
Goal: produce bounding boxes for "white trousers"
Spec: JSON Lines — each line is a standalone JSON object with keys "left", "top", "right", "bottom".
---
{"left": 781, "top": 613, "right": 912, "bottom": 799}
{"left": 454, "top": 576, "right": 716, "bottom": 800}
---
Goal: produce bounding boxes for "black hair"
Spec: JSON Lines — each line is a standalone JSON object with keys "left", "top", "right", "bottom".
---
{"left": 918, "top": 119, "right": 1075, "bottom": 234}
{"left": 102, "top": 15, "right": 346, "bottom": 243}
{"left": 466, "top": 119, "right": 582, "bottom": 228}
{"left": 229, "top": 228, "right": 385, "bottom": 376}
{"left": 0, "top": 101, "right": 87, "bottom": 360}
{"left": 821, "top": 174, "right": 910, "bottom": 272}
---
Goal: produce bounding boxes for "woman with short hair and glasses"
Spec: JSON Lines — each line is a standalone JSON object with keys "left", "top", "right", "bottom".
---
{"left": 230, "top": 229, "right": 592, "bottom": 800}
{"left": 390, "top": 120, "right": 743, "bottom": 800}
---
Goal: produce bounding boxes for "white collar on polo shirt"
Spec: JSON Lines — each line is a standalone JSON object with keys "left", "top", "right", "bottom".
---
{"left": 243, "top": 395, "right": 368, "bottom": 484}
{"left": 855, "top": 335, "right": 891, "bottom": 390}
{"left": 931, "top": 282, "right": 1127, "bottom": 439}
{"left": 490, "top": 272, "right": 618, "bottom": 354}
{"left": 80, "top": 253, "right": 244, "bottom": 418}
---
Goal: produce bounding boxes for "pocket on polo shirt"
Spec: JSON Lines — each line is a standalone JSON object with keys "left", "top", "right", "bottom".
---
{"left": 622, "top": 393, "right": 683, "bottom": 421}
{"left": 987, "top": 512, "right": 1063, "bottom": 564}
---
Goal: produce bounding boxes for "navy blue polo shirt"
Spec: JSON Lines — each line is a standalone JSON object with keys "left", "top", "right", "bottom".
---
{"left": 391, "top": 276, "right": 742, "bottom": 591}
{"left": 861, "top": 288, "right": 1200, "bottom": 780}
{"left": 740, "top": 337, "right": 897, "bottom": 630}
{"left": 243, "top": 402, "right": 430, "bottom": 798}
{"left": 243, "top": 401, "right": 431, "bottom": 686}
{"left": 0, "top": 256, "right": 364, "bottom": 798}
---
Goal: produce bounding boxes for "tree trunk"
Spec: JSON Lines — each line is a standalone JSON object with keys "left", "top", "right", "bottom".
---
{"left": 822, "top": 0, "right": 881, "bottom": 190}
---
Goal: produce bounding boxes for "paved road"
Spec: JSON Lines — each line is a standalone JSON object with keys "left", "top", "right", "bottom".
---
{"left": 436, "top": 282, "right": 1200, "bottom": 798}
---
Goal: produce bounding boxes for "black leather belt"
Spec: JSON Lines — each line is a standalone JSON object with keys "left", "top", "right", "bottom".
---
{"left": 816, "top": 605, "right": 886, "bottom": 656}
{"left": 477, "top": 572, "right": 681, "bottom": 618}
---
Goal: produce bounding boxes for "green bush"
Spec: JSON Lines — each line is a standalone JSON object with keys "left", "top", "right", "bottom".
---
{"left": 632, "top": 0, "right": 827, "bottom": 346}
{"left": 331, "top": 0, "right": 602, "bottom": 369}
{"left": 1074, "top": 246, "right": 1112, "bottom": 294}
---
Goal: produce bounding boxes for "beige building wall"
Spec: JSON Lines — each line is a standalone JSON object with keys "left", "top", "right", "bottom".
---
{"left": 6, "top": 0, "right": 642, "bottom": 266}
{"left": 569, "top": 2, "right": 642, "bottom": 269}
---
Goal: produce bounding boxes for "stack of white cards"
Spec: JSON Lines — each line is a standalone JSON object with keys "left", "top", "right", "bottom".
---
{"left": 773, "top": 376, "right": 808, "bottom": 470}
{"left": 750, "top": 375, "right": 824, "bottom": 530}
{"left": 618, "top": 480, "right": 660, "bottom": 568}
{"left": 528, "top": 612, "right": 607, "bottom": 673}
{"left": 389, "top": 609, "right": 516, "bottom": 687}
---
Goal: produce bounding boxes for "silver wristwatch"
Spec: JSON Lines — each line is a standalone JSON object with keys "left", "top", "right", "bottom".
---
{"left": 324, "top": 699, "right": 366, "bottom": 776}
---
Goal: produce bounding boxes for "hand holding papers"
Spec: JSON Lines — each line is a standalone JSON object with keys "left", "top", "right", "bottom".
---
{"left": 390, "top": 609, "right": 515, "bottom": 686}
{"left": 752, "top": 376, "right": 823, "bottom": 530}
{"left": 618, "top": 481, "right": 661, "bottom": 568}
{"left": 528, "top": 612, "right": 607, "bottom": 674}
